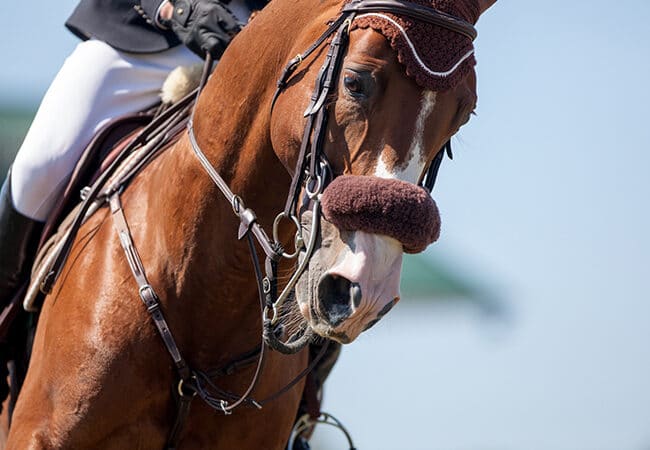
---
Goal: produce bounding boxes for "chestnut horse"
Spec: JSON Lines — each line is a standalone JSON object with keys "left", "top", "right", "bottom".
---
{"left": 5, "top": 0, "right": 495, "bottom": 448}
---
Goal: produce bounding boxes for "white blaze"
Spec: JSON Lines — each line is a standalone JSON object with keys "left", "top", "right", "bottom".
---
{"left": 375, "top": 90, "right": 437, "bottom": 183}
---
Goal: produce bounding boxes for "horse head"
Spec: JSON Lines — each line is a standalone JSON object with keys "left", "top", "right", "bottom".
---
{"left": 268, "top": 0, "right": 496, "bottom": 343}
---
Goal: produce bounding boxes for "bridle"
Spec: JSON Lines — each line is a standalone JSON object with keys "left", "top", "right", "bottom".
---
{"left": 39, "top": 1, "right": 477, "bottom": 447}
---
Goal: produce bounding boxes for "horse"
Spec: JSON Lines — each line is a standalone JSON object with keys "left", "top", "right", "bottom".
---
{"left": 4, "top": 0, "right": 495, "bottom": 448}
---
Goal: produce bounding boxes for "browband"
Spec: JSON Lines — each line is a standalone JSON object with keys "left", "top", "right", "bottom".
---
{"left": 342, "top": 0, "right": 477, "bottom": 41}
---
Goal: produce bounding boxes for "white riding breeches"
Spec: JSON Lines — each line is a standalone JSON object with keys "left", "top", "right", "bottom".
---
{"left": 10, "top": 40, "right": 201, "bottom": 221}
{"left": 11, "top": 0, "right": 251, "bottom": 221}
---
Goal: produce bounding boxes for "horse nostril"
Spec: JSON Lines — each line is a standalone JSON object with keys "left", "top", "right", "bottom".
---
{"left": 317, "top": 274, "right": 360, "bottom": 327}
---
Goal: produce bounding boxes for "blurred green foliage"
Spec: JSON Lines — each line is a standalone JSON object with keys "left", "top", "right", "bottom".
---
{"left": 0, "top": 109, "right": 33, "bottom": 175}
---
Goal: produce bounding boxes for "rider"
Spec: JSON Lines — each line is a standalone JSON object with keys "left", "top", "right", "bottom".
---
{"left": 0, "top": 0, "right": 265, "bottom": 317}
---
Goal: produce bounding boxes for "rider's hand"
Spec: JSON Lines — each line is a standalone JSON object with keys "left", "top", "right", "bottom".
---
{"left": 170, "top": 0, "right": 241, "bottom": 59}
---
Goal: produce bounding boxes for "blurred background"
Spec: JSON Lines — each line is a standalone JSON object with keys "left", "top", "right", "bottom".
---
{"left": 2, "top": 1, "right": 649, "bottom": 449}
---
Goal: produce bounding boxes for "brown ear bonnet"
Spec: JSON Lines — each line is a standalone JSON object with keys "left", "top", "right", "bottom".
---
{"left": 321, "top": 175, "right": 441, "bottom": 254}
{"left": 350, "top": 0, "right": 480, "bottom": 91}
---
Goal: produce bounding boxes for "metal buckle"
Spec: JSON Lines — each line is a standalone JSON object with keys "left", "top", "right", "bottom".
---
{"left": 231, "top": 194, "right": 244, "bottom": 214}
{"left": 262, "top": 277, "right": 271, "bottom": 294}
{"left": 139, "top": 284, "right": 160, "bottom": 312}
{"left": 305, "top": 174, "right": 322, "bottom": 199}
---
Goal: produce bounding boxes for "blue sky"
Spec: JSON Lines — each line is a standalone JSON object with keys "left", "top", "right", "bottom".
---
{"left": 2, "top": 0, "right": 650, "bottom": 448}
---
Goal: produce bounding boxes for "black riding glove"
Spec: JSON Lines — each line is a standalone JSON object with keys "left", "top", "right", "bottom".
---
{"left": 170, "top": 0, "right": 241, "bottom": 59}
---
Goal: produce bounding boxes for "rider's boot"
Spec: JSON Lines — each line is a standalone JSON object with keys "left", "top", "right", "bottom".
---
{"left": 0, "top": 171, "right": 44, "bottom": 411}
{"left": 0, "top": 172, "right": 44, "bottom": 307}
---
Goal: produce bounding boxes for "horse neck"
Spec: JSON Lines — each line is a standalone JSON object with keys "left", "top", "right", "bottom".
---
{"left": 135, "top": 126, "right": 281, "bottom": 354}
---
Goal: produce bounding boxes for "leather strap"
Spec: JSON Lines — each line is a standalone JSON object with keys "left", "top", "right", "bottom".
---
{"left": 109, "top": 193, "right": 195, "bottom": 449}
{"left": 110, "top": 194, "right": 191, "bottom": 381}
{"left": 421, "top": 140, "right": 453, "bottom": 193}
{"left": 187, "top": 121, "right": 281, "bottom": 261}
{"left": 166, "top": 383, "right": 196, "bottom": 450}
{"left": 281, "top": 15, "right": 353, "bottom": 222}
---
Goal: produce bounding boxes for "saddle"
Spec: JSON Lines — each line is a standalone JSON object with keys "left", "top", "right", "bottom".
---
{"left": 24, "top": 97, "right": 192, "bottom": 312}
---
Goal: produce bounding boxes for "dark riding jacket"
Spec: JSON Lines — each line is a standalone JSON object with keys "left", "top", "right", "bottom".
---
{"left": 65, "top": 0, "right": 268, "bottom": 53}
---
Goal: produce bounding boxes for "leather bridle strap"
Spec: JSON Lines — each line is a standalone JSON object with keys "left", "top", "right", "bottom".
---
{"left": 268, "top": 19, "right": 356, "bottom": 301}
{"left": 270, "top": 13, "right": 350, "bottom": 112}
{"left": 189, "top": 55, "right": 283, "bottom": 262}
{"left": 280, "top": 15, "right": 353, "bottom": 218}
{"left": 188, "top": 120, "right": 281, "bottom": 261}
{"left": 421, "top": 140, "right": 453, "bottom": 192}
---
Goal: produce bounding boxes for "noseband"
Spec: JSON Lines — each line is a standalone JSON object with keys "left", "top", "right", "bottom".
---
{"left": 321, "top": 175, "right": 441, "bottom": 253}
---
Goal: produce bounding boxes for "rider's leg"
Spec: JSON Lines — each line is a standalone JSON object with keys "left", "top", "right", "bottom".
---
{"left": 0, "top": 172, "right": 44, "bottom": 412}
{"left": 0, "top": 174, "right": 44, "bottom": 306}
{"left": 10, "top": 40, "right": 201, "bottom": 221}
{"left": 0, "top": 39, "right": 200, "bottom": 308}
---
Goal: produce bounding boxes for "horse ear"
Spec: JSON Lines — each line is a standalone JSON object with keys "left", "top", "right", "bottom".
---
{"left": 478, "top": 0, "right": 496, "bottom": 15}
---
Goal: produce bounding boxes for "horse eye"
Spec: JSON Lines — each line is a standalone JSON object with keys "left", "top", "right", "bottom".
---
{"left": 344, "top": 74, "right": 362, "bottom": 94}
{"left": 343, "top": 70, "right": 371, "bottom": 98}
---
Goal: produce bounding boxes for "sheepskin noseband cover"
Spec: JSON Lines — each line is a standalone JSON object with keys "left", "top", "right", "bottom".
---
{"left": 321, "top": 175, "right": 441, "bottom": 253}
